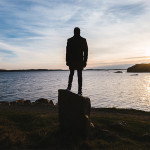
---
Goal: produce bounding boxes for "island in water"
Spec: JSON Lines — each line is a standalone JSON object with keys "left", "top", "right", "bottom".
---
{"left": 127, "top": 63, "right": 150, "bottom": 72}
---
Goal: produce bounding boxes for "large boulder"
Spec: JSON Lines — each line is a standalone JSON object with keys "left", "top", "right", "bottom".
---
{"left": 58, "top": 89, "right": 92, "bottom": 137}
{"left": 10, "top": 99, "right": 24, "bottom": 105}
{"left": 35, "top": 98, "right": 49, "bottom": 104}
{"left": 0, "top": 101, "right": 10, "bottom": 106}
{"left": 24, "top": 100, "right": 31, "bottom": 105}
{"left": 49, "top": 100, "right": 55, "bottom": 106}
{"left": 17, "top": 99, "right": 24, "bottom": 104}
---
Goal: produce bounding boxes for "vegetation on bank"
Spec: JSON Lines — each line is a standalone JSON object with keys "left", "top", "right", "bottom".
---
{"left": 0, "top": 105, "right": 150, "bottom": 150}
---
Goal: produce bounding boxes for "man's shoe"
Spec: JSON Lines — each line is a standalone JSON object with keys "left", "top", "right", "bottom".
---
{"left": 78, "top": 91, "right": 82, "bottom": 95}
{"left": 66, "top": 87, "right": 71, "bottom": 91}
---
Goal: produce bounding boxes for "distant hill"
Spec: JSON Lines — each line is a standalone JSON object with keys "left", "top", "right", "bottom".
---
{"left": 90, "top": 64, "right": 133, "bottom": 70}
{"left": 127, "top": 63, "right": 150, "bottom": 72}
{"left": 0, "top": 69, "right": 65, "bottom": 72}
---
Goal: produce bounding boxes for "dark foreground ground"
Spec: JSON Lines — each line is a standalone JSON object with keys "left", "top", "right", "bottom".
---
{"left": 0, "top": 105, "right": 150, "bottom": 150}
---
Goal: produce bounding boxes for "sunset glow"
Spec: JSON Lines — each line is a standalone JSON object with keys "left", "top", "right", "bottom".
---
{"left": 0, "top": 0, "right": 150, "bottom": 69}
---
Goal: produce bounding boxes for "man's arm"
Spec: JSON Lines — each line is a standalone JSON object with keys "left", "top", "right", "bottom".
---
{"left": 83, "top": 39, "right": 88, "bottom": 67}
{"left": 66, "top": 39, "right": 69, "bottom": 66}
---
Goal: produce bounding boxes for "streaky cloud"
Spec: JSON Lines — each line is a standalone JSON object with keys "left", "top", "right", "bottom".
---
{"left": 0, "top": 0, "right": 150, "bottom": 69}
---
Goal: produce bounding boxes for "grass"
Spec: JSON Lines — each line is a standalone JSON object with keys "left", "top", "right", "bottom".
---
{"left": 0, "top": 105, "right": 150, "bottom": 150}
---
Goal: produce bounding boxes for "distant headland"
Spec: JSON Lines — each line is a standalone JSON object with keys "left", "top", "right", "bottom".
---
{"left": 0, "top": 69, "right": 126, "bottom": 72}
{"left": 0, "top": 69, "right": 65, "bottom": 72}
{"left": 127, "top": 63, "right": 150, "bottom": 72}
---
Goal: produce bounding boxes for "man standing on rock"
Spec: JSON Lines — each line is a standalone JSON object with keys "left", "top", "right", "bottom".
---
{"left": 66, "top": 27, "right": 88, "bottom": 95}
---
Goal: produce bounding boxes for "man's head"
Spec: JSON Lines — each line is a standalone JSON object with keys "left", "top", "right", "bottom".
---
{"left": 74, "top": 27, "right": 80, "bottom": 36}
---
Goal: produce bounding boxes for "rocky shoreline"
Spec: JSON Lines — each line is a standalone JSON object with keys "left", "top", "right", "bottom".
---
{"left": 0, "top": 98, "right": 56, "bottom": 106}
{"left": 1, "top": 91, "right": 150, "bottom": 149}
{"left": 0, "top": 105, "right": 150, "bottom": 149}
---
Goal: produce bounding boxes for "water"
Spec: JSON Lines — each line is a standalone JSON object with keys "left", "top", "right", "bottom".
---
{"left": 1, "top": 70, "right": 150, "bottom": 111}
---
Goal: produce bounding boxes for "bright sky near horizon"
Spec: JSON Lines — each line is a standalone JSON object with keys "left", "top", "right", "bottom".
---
{"left": 0, "top": 0, "right": 150, "bottom": 69}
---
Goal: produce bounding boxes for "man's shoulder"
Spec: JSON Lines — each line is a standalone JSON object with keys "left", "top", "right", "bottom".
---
{"left": 67, "top": 36, "right": 86, "bottom": 41}
{"left": 67, "top": 37, "right": 74, "bottom": 41}
{"left": 80, "top": 36, "right": 86, "bottom": 40}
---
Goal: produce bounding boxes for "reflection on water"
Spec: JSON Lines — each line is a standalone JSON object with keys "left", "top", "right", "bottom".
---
{"left": 1, "top": 70, "right": 150, "bottom": 111}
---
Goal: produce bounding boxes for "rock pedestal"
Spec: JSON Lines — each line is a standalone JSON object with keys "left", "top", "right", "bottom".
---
{"left": 58, "top": 89, "right": 91, "bottom": 137}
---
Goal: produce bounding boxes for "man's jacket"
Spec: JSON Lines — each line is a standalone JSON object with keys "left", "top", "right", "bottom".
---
{"left": 66, "top": 35, "right": 88, "bottom": 65}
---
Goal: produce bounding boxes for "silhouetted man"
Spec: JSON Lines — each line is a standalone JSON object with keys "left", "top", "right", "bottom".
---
{"left": 66, "top": 27, "right": 88, "bottom": 95}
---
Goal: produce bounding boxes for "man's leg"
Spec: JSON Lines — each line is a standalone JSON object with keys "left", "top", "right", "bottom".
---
{"left": 67, "top": 69, "right": 74, "bottom": 90}
{"left": 77, "top": 69, "right": 82, "bottom": 94}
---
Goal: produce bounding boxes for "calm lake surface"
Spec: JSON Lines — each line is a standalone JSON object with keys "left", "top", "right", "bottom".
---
{"left": 1, "top": 70, "right": 150, "bottom": 111}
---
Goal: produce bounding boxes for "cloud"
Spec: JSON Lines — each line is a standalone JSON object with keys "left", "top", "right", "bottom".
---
{"left": 0, "top": 0, "right": 150, "bottom": 69}
{"left": 0, "top": 49, "right": 17, "bottom": 63}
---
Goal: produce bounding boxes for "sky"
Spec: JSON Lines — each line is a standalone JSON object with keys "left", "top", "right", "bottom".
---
{"left": 0, "top": 0, "right": 150, "bottom": 69}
